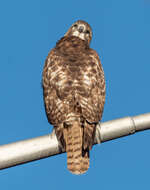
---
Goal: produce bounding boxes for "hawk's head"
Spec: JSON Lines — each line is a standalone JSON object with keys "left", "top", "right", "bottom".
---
{"left": 65, "top": 20, "right": 92, "bottom": 44}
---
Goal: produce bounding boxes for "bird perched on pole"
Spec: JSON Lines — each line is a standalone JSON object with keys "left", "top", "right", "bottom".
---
{"left": 42, "top": 20, "right": 105, "bottom": 174}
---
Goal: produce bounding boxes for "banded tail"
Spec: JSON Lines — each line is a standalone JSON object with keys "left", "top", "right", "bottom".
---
{"left": 63, "top": 121, "right": 89, "bottom": 175}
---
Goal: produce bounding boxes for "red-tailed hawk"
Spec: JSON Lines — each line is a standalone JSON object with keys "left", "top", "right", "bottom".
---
{"left": 42, "top": 20, "right": 105, "bottom": 174}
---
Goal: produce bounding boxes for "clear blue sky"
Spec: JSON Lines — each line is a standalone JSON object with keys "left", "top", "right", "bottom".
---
{"left": 0, "top": 0, "right": 150, "bottom": 189}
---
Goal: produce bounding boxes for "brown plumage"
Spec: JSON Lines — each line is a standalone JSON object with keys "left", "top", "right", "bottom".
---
{"left": 42, "top": 20, "right": 105, "bottom": 174}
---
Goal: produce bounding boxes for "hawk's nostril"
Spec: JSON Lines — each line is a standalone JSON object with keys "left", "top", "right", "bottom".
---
{"left": 78, "top": 26, "right": 84, "bottom": 33}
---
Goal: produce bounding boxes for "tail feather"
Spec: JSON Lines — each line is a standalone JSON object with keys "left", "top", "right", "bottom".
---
{"left": 63, "top": 121, "right": 89, "bottom": 175}
{"left": 83, "top": 122, "right": 96, "bottom": 150}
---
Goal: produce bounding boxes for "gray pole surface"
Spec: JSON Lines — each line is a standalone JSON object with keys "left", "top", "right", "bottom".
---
{"left": 0, "top": 112, "right": 150, "bottom": 170}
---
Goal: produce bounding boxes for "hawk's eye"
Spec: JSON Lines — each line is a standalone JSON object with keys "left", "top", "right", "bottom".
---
{"left": 86, "top": 30, "right": 90, "bottom": 34}
{"left": 73, "top": 24, "right": 78, "bottom": 28}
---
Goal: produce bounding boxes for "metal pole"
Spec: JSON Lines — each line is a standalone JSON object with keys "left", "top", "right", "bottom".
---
{"left": 0, "top": 112, "right": 150, "bottom": 170}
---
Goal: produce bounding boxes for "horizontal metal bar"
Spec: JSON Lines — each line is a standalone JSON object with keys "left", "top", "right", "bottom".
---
{"left": 0, "top": 113, "right": 150, "bottom": 170}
